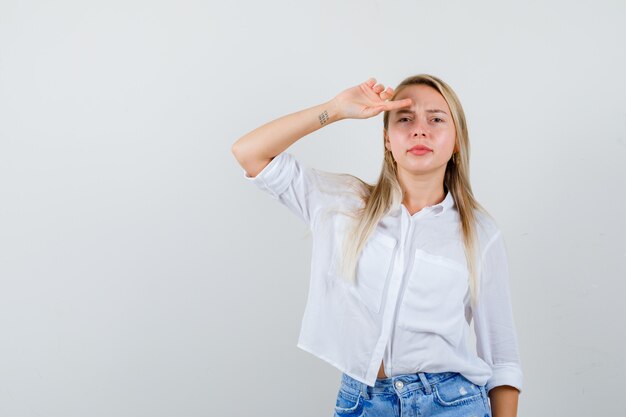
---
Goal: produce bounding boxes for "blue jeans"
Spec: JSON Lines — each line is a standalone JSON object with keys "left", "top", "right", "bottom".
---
{"left": 334, "top": 371, "right": 492, "bottom": 417}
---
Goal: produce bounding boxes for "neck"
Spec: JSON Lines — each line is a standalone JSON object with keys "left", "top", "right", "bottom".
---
{"left": 396, "top": 167, "right": 446, "bottom": 213}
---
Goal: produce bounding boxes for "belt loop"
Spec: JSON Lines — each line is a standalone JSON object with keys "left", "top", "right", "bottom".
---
{"left": 360, "top": 381, "right": 370, "bottom": 400}
{"left": 417, "top": 372, "right": 432, "bottom": 394}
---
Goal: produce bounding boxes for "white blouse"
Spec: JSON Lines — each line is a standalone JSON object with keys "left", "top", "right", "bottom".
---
{"left": 242, "top": 152, "right": 523, "bottom": 394}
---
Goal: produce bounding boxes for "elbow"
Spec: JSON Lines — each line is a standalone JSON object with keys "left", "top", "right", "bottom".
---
{"left": 230, "top": 137, "right": 274, "bottom": 177}
{"left": 231, "top": 140, "right": 242, "bottom": 160}
{"left": 230, "top": 140, "right": 260, "bottom": 177}
{"left": 231, "top": 139, "right": 249, "bottom": 166}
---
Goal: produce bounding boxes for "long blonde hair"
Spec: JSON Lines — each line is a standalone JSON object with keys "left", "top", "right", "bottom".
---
{"left": 336, "top": 74, "right": 494, "bottom": 310}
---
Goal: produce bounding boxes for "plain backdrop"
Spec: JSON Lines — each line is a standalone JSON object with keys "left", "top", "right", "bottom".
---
{"left": 1, "top": 1, "right": 625, "bottom": 416}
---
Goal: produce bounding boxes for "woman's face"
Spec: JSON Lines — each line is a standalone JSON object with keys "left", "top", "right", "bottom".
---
{"left": 385, "top": 84, "right": 457, "bottom": 176}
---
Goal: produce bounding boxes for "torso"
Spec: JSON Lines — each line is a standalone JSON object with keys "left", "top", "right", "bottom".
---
{"left": 377, "top": 360, "right": 387, "bottom": 379}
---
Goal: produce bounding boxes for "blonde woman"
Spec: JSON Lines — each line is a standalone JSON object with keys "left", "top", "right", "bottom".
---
{"left": 231, "top": 75, "right": 522, "bottom": 417}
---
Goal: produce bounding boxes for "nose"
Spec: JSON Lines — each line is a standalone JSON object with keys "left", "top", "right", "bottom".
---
{"left": 412, "top": 119, "right": 427, "bottom": 137}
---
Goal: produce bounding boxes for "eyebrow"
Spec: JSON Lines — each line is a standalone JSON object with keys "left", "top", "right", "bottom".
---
{"left": 393, "top": 109, "right": 448, "bottom": 116}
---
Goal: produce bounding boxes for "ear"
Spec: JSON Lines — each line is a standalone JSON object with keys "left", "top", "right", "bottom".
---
{"left": 384, "top": 129, "right": 390, "bottom": 150}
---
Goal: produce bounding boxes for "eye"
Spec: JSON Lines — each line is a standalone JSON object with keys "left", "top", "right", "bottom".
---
{"left": 398, "top": 117, "right": 410, "bottom": 122}
{"left": 432, "top": 117, "right": 444, "bottom": 123}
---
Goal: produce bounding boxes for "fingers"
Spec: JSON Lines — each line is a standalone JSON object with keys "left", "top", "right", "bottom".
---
{"left": 365, "top": 78, "right": 386, "bottom": 94}
{"left": 364, "top": 78, "right": 410, "bottom": 109}
{"left": 380, "top": 86, "right": 394, "bottom": 100}
{"left": 366, "top": 79, "right": 394, "bottom": 104}
{"left": 383, "top": 98, "right": 413, "bottom": 111}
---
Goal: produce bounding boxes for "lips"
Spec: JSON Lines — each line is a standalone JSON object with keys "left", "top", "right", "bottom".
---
{"left": 409, "top": 144, "right": 432, "bottom": 152}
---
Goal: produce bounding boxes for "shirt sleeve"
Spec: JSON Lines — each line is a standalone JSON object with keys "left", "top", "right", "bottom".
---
{"left": 242, "top": 152, "right": 331, "bottom": 230}
{"left": 473, "top": 230, "right": 524, "bottom": 394}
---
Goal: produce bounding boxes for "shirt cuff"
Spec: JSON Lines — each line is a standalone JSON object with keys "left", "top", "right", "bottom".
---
{"left": 485, "top": 363, "right": 523, "bottom": 394}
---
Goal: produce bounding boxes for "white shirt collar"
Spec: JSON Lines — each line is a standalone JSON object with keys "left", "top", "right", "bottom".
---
{"left": 390, "top": 188, "right": 455, "bottom": 218}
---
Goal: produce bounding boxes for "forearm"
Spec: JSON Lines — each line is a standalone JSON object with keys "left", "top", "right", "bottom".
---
{"left": 488, "top": 385, "right": 519, "bottom": 417}
{"left": 231, "top": 98, "right": 342, "bottom": 177}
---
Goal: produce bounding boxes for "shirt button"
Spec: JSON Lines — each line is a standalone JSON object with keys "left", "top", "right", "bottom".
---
{"left": 395, "top": 380, "right": 404, "bottom": 389}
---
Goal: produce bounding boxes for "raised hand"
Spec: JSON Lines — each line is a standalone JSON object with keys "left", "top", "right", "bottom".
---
{"left": 331, "top": 77, "right": 413, "bottom": 121}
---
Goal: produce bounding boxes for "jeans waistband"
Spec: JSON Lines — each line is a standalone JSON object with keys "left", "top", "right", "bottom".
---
{"left": 340, "top": 371, "right": 460, "bottom": 399}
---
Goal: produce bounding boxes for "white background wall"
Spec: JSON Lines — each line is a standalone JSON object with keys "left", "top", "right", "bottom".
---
{"left": 1, "top": 1, "right": 625, "bottom": 416}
